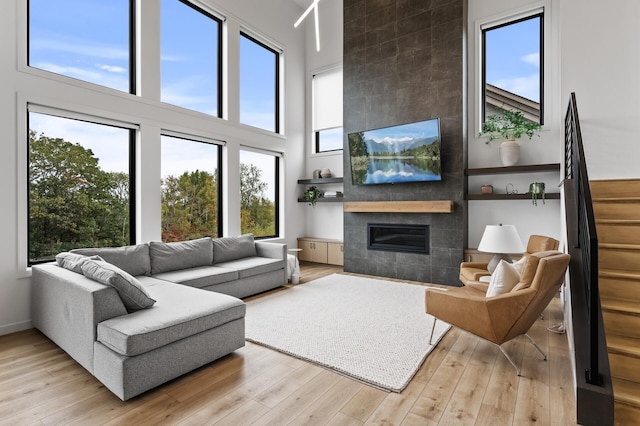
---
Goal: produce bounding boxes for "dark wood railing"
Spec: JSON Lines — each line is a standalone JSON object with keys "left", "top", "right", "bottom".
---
{"left": 563, "top": 92, "right": 613, "bottom": 425}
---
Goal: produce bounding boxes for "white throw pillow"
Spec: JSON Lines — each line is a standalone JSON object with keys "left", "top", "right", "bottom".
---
{"left": 486, "top": 260, "right": 521, "bottom": 297}
{"left": 479, "top": 275, "right": 492, "bottom": 283}
{"left": 512, "top": 255, "right": 528, "bottom": 275}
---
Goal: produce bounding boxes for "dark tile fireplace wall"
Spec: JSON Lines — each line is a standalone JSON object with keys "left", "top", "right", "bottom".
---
{"left": 343, "top": 0, "right": 466, "bottom": 285}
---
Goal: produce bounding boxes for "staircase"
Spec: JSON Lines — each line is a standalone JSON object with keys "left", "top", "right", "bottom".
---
{"left": 591, "top": 179, "right": 640, "bottom": 425}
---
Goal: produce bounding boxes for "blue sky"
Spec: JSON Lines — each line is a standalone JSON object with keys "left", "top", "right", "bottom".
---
{"left": 28, "top": 0, "right": 277, "bottom": 195}
{"left": 364, "top": 119, "right": 440, "bottom": 144}
{"left": 485, "top": 16, "right": 541, "bottom": 102}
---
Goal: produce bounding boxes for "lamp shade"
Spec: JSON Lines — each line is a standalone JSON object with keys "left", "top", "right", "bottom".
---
{"left": 477, "top": 224, "right": 525, "bottom": 254}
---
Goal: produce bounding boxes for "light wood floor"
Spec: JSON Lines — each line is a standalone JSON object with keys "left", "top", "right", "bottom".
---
{"left": 0, "top": 262, "right": 577, "bottom": 425}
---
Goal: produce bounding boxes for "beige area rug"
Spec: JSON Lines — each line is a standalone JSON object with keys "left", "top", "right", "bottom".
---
{"left": 245, "top": 273, "right": 451, "bottom": 392}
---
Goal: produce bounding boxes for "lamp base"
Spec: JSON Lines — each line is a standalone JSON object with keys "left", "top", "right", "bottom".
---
{"left": 487, "top": 253, "right": 514, "bottom": 274}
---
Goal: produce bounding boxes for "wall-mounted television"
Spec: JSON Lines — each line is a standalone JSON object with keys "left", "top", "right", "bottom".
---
{"left": 348, "top": 118, "right": 441, "bottom": 185}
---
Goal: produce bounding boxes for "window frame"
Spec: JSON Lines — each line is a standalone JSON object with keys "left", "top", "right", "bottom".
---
{"left": 161, "top": 0, "right": 224, "bottom": 118}
{"left": 314, "top": 127, "right": 343, "bottom": 153}
{"left": 239, "top": 148, "right": 281, "bottom": 240}
{"left": 27, "top": 0, "right": 137, "bottom": 95}
{"left": 26, "top": 106, "right": 137, "bottom": 266}
{"left": 159, "top": 132, "right": 224, "bottom": 240}
{"left": 239, "top": 31, "right": 281, "bottom": 134}
{"left": 481, "top": 10, "right": 544, "bottom": 126}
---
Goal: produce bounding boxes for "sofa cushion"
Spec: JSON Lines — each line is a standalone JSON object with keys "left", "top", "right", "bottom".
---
{"left": 214, "top": 256, "right": 284, "bottom": 279}
{"left": 149, "top": 237, "right": 213, "bottom": 275}
{"left": 71, "top": 244, "right": 151, "bottom": 277}
{"left": 55, "top": 252, "right": 104, "bottom": 274}
{"left": 97, "top": 279, "right": 245, "bottom": 357}
{"left": 213, "top": 234, "right": 257, "bottom": 264}
{"left": 152, "top": 266, "right": 238, "bottom": 289}
{"left": 81, "top": 259, "right": 156, "bottom": 312}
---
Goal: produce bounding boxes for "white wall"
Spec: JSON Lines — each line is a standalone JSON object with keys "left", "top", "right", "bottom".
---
{"left": 467, "top": 0, "right": 563, "bottom": 248}
{"left": 560, "top": 0, "right": 640, "bottom": 180}
{"left": 0, "top": 0, "right": 306, "bottom": 335}
{"left": 298, "top": 0, "right": 345, "bottom": 242}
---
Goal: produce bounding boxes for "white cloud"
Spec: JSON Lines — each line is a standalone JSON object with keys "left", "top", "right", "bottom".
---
{"left": 31, "top": 37, "right": 128, "bottom": 60}
{"left": 98, "top": 64, "right": 126, "bottom": 73}
{"left": 521, "top": 52, "right": 540, "bottom": 68}
{"left": 492, "top": 74, "right": 540, "bottom": 102}
{"left": 373, "top": 136, "right": 413, "bottom": 144}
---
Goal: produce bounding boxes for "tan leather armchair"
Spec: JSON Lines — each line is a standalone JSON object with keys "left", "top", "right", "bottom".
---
{"left": 426, "top": 250, "right": 570, "bottom": 375}
{"left": 459, "top": 234, "right": 560, "bottom": 285}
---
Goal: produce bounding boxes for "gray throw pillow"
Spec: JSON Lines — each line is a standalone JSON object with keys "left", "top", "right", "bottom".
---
{"left": 149, "top": 237, "right": 213, "bottom": 274}
{"left": 71, "top": 244, "right": 151, "bottom": 276}
{"left": 81, "top": 259, "right": 156, "bottom": 312}
{"left": 55, "top": 252, "right": 104, "bottom": 274}
{"left": 213, "top": 234, "right": 257, "bottom": 264}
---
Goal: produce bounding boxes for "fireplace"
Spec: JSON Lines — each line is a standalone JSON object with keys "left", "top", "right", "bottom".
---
{"left": 367, "top": 223, "right": 430, "bottom": 254}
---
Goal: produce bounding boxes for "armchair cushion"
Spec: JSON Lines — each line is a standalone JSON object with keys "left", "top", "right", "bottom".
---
{"left": 486, "top": 260, "right": 520, "bottom": 297}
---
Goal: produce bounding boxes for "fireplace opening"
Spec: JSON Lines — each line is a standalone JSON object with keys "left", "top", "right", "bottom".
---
{"left": 367, "top": 223, "right": 430, "bottom": 254}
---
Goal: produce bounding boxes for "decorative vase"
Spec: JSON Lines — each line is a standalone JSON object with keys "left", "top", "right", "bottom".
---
{"left": 499, "top": 139, "right": 520, "bottom": 166}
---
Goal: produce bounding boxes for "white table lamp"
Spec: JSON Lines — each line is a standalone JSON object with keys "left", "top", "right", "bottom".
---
{"left": 478, "top": 224, "right": 525, "bottom": 273}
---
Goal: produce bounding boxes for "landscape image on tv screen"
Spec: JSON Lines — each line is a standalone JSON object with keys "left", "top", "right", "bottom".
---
{"left": 348, "top": 118, "right": 441, "bottom": 185}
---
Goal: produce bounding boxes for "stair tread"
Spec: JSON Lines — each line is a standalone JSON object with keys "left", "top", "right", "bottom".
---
{"left": 600, "top": 269, "right": 640, "bottom": 280}
{"left": 597, "top": 219, "right": 640, "bottom": 225}
{"left": 593, "top": 197, "right": 640, "bottom": 202}
{"left": 602, "top": 298, "right": 640, "bottom": 315}
{"left": 599, "top": 242, "right": 640, "bottom": 250}
{"left": 607, "top": 335, "right": 640, "bottom": 358}
{"left": 613, "top": 378, "right": 640, "bottom": 407}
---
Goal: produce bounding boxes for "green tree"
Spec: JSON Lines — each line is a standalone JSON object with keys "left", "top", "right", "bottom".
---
{"left": 28, "top": 131, "right": 130, "bottom": 262}
{"left": 161, "top": 170, "right": 218, "bottom": 242}
{"left": 240, "top": 163, "right": 275, "bottom": 236}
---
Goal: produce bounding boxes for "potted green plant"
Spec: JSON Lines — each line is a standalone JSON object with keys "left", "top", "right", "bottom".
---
{"left": 479, "top": 109, "right": 542, "bottom": 166}
{"left": 303, "top": 186, "right": 322, "bottom": 206}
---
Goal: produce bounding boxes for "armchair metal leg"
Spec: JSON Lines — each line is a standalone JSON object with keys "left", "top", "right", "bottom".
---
{"left": 499, "top": 346, "right": 522, "bottom": 376}
{"left": 525, "top": 333, "right": 548, "bottom": 361}
{"left": 428, "top": 318, "right": 436, "bottom": 345}
{"left": 498, "top": 333, "right": 548, "bottom": 377}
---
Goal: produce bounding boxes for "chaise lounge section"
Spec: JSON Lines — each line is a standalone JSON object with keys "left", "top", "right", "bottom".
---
{"left": 31, "top": 234, "right": 287, "bottom": 400}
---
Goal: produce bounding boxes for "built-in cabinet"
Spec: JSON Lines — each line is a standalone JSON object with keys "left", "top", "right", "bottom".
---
{"left": 297, "top": 237, "right": 344, "bottom": 266}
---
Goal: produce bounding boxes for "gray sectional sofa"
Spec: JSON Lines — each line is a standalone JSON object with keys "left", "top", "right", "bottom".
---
{"left": 31, "top": 234, "right": 287, "bottom": 401}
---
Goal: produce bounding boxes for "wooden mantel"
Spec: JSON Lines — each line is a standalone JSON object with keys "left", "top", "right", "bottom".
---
{"left": 343, "top": 200, "right": 454, "bottom": 213}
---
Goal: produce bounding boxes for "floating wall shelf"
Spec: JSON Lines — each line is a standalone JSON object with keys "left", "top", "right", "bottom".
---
{"left": 343, "top": 200, "right": 454, "bottom": 213}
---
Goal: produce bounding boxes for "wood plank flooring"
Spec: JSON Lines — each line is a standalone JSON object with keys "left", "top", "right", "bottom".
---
{"left": 0, "top": 262, "right": 577, "bottom": 425}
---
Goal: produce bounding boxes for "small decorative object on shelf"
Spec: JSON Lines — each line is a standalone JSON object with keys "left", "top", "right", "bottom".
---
{"left": 313, "top": 169, "right": 321, "bottom": 179}
{"left": 481, "top": 184, "right": 493, "bottom": 195}
{"left": 320, "top": 168, "right": 332, "bottom": 178}
{"left": 506, "top": 183, "right": 518, "bottom": 194}
{"left": 529, "top": 182, "right": 546, "bottom": 205}
{"left": 303, "top": 186, "right": 322, "bottom": 206}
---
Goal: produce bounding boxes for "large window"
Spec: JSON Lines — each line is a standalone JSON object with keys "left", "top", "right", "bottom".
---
{"left": 28, "top": 0, "right": 134, "bottom": 93}
{"left": 313, "top": 67, "right": 343, "bottom": 152}
{"left": 239, "top": 150, "right": 279, "bottom": 238}
{"left": 161, "top": 135, "right": 222, "bottom": 241}
{"left": 28, "top": 110, "right": 135, "bottom": 264}
{"left": 482, "top": 12, "right": 543, "bottom": 124}
{"left": 240, "top": 33, "right": 280, "bottom": 133}
{"left": 161, "top": 0, "right": 222, "bottom": 117}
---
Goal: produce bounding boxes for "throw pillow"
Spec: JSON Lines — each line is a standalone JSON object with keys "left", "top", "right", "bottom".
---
{"left": 486, "top": 260, "right": 521, "bottom": 297}
{"left": 81, "top": 259, "right": 156, "bottom": 312}
{"left": 512, "top": 255, "right": 529, "bottom": 275}
{"left": 149, "top": 237, "right": 213, "bottom": 275}
{"left": 71, "top": 244, "right": 151, "bottom": 276}
{"left": 55, "top": 252, "right": 104, "bottom": 274}
{"left": 212, "top": 234, "right": 257, "bottom": 264}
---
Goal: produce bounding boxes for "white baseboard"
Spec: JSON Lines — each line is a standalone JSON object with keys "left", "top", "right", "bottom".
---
{"left": 0, "top": 320, "right": 33, "bottom": 336}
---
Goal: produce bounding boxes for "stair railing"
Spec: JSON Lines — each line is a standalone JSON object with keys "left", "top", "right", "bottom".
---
{"left": 563, "top": 93, "right": 614, "bottom": 425}
{"left": 565, "top": 92, "right": 603, "bottom": 385}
